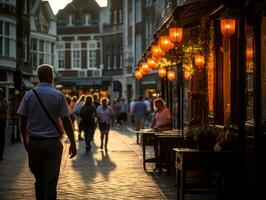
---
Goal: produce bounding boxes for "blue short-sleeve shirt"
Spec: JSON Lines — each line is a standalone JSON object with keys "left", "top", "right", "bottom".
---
{"left": 17, "top": 82, "right": 69, "bottom": 138}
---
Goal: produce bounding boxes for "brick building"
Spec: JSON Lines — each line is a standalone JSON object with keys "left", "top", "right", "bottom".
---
{"left": 55, "top": 0, "right": 106, "bottom": 97}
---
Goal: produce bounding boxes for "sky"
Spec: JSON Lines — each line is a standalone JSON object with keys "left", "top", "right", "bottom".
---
{"left": 47, "top": 0, "right": 107, "bottom": 15}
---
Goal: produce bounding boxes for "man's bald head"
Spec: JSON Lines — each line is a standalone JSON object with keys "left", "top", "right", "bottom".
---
{"left": 37, "top": 64, "right": 54, "bottom": 84}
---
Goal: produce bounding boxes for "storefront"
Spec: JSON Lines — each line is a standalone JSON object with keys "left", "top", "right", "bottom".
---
{"left": 135, "top": 0, "right": 266, "bottom": 198}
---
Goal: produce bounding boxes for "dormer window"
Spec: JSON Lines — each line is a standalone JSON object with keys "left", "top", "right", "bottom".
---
{"left": 119, "top": 9, "right": 122, "bottom": 24}
{"left": 68, "top": 15, "right": 73, "bottom": 26}
{"left": 85, "top": 14, "right": 91, "bottom": 25}
{"left": 113, "top": 10, "right": 117, "bottom": 25}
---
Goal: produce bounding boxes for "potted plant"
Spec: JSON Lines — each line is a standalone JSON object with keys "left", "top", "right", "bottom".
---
{"left": 185, "top": 123, "right": 218, "bottom": 151}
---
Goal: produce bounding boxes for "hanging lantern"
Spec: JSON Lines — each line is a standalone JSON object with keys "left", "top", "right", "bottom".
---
{"left": 169, "top": 27, "right": 183, "bottom": 43}
{"left": 158, "top": 68, "right": 166, "bottom": 78}
{"left": 141, "top": 62, "right": 152, "bottom": 74}
{"left": 147, "top": 58, "right": 158, "bottom": 69}
{"left": 159, "top": 36, "right": 174, "bottom": 51}
{"left": 167, "top": 69, "right": 175, "bottom": 81}
{"left": 151, "top": 45, "right": 165, "bottom": 58}
{"left": 194, "top": 54, "right": 205, "bottom": 68}
{"left": 220, "top": 18, "right": 236, "bottom": 37}
{"left": 135, "top": 70, "right": 143, "bottom": 80}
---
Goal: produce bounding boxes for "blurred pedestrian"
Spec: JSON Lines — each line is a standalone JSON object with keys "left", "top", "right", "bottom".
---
{"left": 96, "top": 97, "right": 113, "bottom": 151}
{"left": 69, "top": 96, "right": 77, "bottom": 124}
{"left": 144, "top": 97, "right": 152, "bottom": 126}
{"left": 129, "top": 99, "right": 136, "bottom": 125}
{"left": 73, "top": 95, "right": 85, "bottom": 140}
{"left": 69, "top": 96, "right": 77, "bottom": 111}
{"left": 93, "top": 93, "right": 101, "bottom": 108}
{"left": 151, "top": 98, "right": 172, "bottom": 131}
{"left": 118, "top": 97, "right": 128, "bottom": 130}
{"left": 0, "top": 88, "right": 7, "bottom": 160}
{"left": 92, "top": 93, "right": 100, "bottom": 140}
{"left": 113, "top": 99, "right": 121, "bottom": 127}
{"left": 133, "top": 96, "right": 147, "bottom": 131}
{"left": 17, "top": 64, "right": 76, "bottom": 200}
{"left": 80, "top": 95, "right": 96, "bottom": 152}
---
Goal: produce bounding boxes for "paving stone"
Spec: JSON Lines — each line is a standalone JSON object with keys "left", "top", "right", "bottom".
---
{"left": 0, "top": 129, "right": 166, "bottom": 200}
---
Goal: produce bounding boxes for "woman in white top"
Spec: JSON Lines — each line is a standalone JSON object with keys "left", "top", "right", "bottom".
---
{"left": 96, "top": 98, "right": 113, "bottom": 151}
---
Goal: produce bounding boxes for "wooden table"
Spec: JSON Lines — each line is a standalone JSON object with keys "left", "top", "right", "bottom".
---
{"left": 174, "top": 148, "right": 239, "bottom": 200}
{"left": 155, "top": 132, "right": 185, "bottom": 176}
{"left": 139, "top": 129, "right": 157, "bottom": 171}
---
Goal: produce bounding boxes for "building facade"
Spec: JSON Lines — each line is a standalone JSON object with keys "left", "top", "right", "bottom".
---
{"left": 0, "top": 0, "right": 31, "bottom": 142}
{"left": 55, "top": 0, "right": 106, "bottom": 97}
{"left": 30, "top": 0, "right": 57, "bottom": 84}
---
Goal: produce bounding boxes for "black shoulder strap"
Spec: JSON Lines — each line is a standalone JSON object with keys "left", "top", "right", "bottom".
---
{"left": 32, "top": 88, "right": 61, "bottom": 136}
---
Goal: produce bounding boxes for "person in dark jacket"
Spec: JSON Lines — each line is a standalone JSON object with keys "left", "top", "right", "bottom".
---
{"left": 80, "top": 95, "right": 96, "bottom": 152}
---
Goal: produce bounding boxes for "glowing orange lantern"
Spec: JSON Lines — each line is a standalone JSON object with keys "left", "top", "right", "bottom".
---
{"left": 147, "top": 58, "right": 158, "bottom": 69}
{"left": 151, "top": 45, "right": 165, "bottom": 58}
{"left": 167, "top": 69, "right": 175, "bottom": 81}
{"left": 141, "top": 62, "right": 152, "bottom": 74}
{"left": 159, "top": 36, "right": 174, "bottom": 51}
{"left": 158, "top": 68, "right": 166, "bottom": 78}
{"left": 195, "top": 54, "right": 205, "bottom": 68}
{"left": 135, "top": 70, "right": 143, "bottom": 80}
{"left": 220, "top": 18, "right": 236, "bottom": 37}
{"left": 169, "top": 27, "right": 183, "bottom": 43}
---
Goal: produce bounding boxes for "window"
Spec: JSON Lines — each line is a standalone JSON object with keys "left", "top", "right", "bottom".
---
{"left": 119, "top": 45, "right": 123, "bottom": 68}
{"left": 0, "top": 21, "right": 16, "bottom": 58}
{"left": 24, "top": 0, "right": 27, "bottom": 14}
{"left": 113, "top": 10, "right": 117, "bottom": 25}
{"left": 135, "top": 34, "right": 142, "bottom": 63}
{"left": 136, "top": 0, "right": 142, "bottom": 22}
{"left": 107, "top": 47, "right": 111, "bottom": 69}
{"left": 72, "top": 50, "right": 80, "bottom": 68}
{"left": 89, "top": 49, "right": 96, "bottom": 68}
{"left": 145, "top": 19, "right": 153, "bottom": 47}
{"left": 39, "top": 40, "right": 44, "bottom": 64}
{"left": 85, "top": 14, "right": 91, "bottom": 25}
{"left": 113, "top": 47, "right": 116, "bottom": 69}
{"left": 68, "top": 15, "right": 73, "bottom": 26}
{"left": 39, "top": 40, "right": 44, "bottom": 51}
{"left": 58, "top": 50, "right": 65, "bottom": 69}
{"left": 128, "top": 9, "right": 132, "bottom": 26}
{"left": 145, "top": 0, "right": 152, "bottom": 6}
{"left": 119, "top": 9, "right": 122, "bottom": 24}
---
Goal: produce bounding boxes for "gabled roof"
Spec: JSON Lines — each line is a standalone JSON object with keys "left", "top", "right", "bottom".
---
{"left": 57, "top": 0, "right": 101, "bottom": 17}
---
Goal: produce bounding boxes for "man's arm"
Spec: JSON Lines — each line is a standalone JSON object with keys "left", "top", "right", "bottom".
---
{"left": 19, "top": 116, "right": 29, "bottom": 151}
{"left": 61, "top": 116, "right": 77, "bottom": 158}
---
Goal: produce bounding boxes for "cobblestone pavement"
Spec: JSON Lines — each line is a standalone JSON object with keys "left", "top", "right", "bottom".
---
{"left": 0, "top": 128, "right": 167, "bottom": 200}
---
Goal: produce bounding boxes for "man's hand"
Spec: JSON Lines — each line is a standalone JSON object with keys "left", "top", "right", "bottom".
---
{"left": 69, "top": 143, "right": 77, "bottom": 159}
{"left": 61, "top": 115, "right": 77, "bottom": 159}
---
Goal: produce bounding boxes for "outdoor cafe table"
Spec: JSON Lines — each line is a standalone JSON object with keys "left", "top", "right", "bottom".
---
{"left": 139, "top": 128, "right": 157, "bottom": 171}
{"left": 173, "top": 148, "right": 239, "bottom": 200}
{"left": 155, "top": 130, "right": 185, "bottom": 176}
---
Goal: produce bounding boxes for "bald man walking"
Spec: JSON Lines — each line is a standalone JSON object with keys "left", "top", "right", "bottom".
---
{"left": 17, "top": 64, "right": 77, "bottom": 200}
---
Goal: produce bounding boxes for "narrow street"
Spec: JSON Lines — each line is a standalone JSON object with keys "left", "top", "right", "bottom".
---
{"left": 0, "top": 128, "right": 173, "bottom": 200}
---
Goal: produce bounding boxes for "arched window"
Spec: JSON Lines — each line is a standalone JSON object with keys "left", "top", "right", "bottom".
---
{"left": 119, "top": 9, "right": 122, "bottom": 24}
{"left": 113, "top": 10, "right": 117, "bottom": 25}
